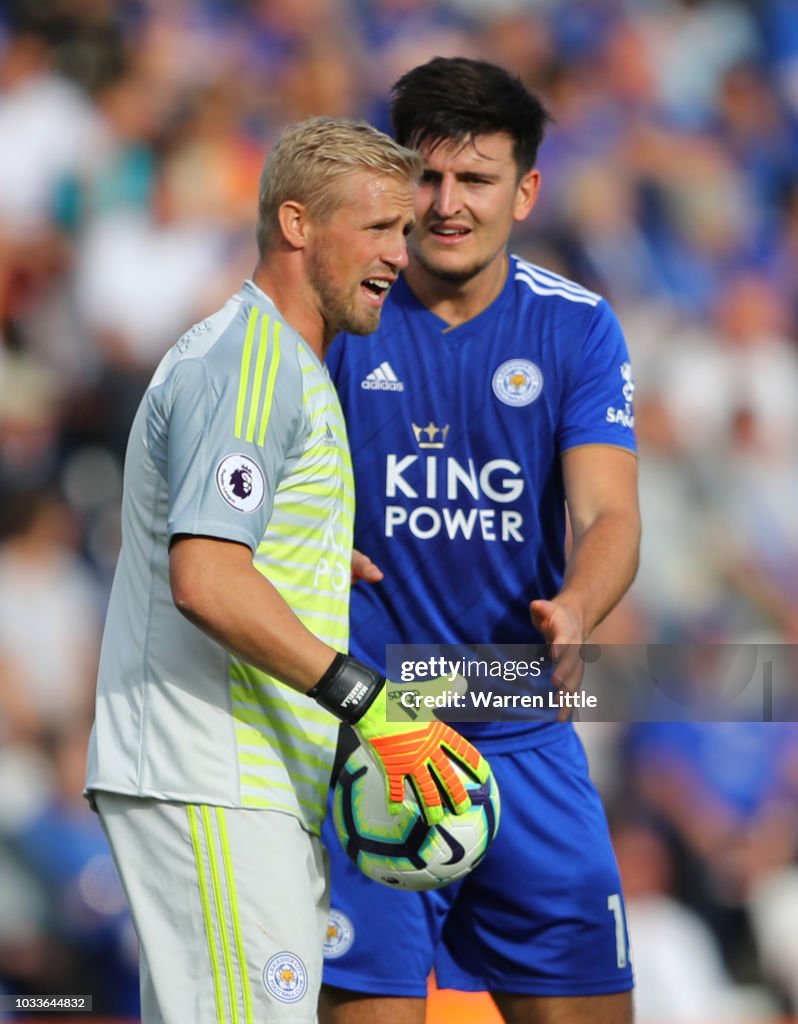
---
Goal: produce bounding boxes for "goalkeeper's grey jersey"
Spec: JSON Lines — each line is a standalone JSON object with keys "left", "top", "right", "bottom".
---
{"left": 86, "top": 280, "right": 353, "bottom": 833}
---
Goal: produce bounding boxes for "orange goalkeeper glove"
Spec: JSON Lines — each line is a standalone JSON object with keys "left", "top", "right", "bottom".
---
{"left": 309, "top": 653, "right": 490, "bottom": 825}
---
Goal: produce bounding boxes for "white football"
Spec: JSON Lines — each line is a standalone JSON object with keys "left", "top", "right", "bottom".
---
{"left": 331, "top": 743, "right": 500, "bottom": 890}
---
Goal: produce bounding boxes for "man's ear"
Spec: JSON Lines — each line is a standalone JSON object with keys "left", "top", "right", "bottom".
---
{"left": 277, "top": 200, "right": 310, "bottom": 250}
{"left": 513, "top": 169, "right": 541, "bottom": 223}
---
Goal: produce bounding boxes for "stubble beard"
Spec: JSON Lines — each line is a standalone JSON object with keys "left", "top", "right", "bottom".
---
{"left": 309, "top": 252, "right": 380, "bottom": 337}
{"left": 411, "top": 241, "right": 490, "bottom": 286}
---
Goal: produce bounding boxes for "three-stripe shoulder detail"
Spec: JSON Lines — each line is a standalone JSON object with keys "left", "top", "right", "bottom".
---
{"left": 234, "top": 307, "right": 283, "bottom": 445}
{"left": 514, "top": 259, "right": 602, "bottom": 307}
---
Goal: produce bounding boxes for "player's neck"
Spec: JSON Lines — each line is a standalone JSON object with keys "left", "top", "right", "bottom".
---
{"left": 404, "top": 252, "right": 508, "bottom": 329}
{"left": 252, "top": 260, "right": 328, "bottom": 360}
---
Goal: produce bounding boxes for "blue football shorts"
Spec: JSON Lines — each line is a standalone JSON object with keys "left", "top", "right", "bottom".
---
{"left": 321, "top": 724, "right": 634, "bottom": 997}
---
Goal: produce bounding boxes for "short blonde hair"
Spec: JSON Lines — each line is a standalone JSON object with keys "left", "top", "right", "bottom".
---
{"left": 256, "top": 116, "right": 422, "bottom": 254}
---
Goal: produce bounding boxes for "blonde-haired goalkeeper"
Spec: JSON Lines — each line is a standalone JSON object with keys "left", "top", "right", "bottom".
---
{"left": 85, "top": 116, "right": 487, "bottom": 1024}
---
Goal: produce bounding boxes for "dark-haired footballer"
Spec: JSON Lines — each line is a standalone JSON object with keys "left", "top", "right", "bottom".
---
{"left": 320, "top": 58, "right": 641, "bottom": 1024}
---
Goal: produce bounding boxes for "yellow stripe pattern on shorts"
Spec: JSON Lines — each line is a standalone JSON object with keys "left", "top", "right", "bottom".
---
{"left": 187, "top": 805, "right": 254, "bottom": 1024}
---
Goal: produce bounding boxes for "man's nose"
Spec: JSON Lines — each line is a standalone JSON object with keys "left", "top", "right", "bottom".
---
{"left": 433, "top": 176, "right": 462, "bottom": 218}
{"left": 384, "top": 236, "right": 410, "bottom": 271}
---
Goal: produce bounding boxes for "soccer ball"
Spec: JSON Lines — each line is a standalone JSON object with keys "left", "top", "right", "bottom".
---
{"left": 331, "top": 743, "right": 500, "bottom": 890}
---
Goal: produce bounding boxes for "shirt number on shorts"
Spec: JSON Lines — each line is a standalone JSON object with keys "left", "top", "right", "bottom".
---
{"left": 607, "top": 893, "right": 629, "bottom": 969}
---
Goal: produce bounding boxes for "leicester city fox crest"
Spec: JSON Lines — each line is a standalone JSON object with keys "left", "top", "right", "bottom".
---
{"left": 262, "top": 951, "right": 308, "bottom": 1003}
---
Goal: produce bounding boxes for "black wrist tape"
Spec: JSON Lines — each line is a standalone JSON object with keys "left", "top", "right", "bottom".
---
{"left": 309, "top": 653, "right": 385, "bottom": 724}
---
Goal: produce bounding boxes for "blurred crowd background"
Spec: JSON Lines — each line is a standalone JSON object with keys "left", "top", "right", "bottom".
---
{"left": 1, "top": 0, "right": 798, "bottom": 1020}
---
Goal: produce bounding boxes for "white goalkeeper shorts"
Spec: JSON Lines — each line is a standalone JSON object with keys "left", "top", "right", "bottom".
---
{"left": 95, "top": 793, "right": 329, "bottom": 1024}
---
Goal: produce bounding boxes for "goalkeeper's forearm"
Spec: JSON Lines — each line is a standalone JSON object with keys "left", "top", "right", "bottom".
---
{"left": 170, "top": 537, "right": 350, "bottom": 689}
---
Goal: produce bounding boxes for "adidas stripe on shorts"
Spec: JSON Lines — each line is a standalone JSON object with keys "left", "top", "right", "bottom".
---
{"left": 96, "top": 794, "right": 329, "bottom": 1023}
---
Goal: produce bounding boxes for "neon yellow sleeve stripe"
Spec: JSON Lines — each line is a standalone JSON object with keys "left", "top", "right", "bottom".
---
{"left": 234, "top": 308, "right": 260, "bottom": 440}
{"left": 244, "top": 313, "right": 270, "bottom": 443}
{"left": 257, "top": 320, "right": 281, "bottom": 446}
{"left": 234, "top": 311, "right": 282, "bottom": 446}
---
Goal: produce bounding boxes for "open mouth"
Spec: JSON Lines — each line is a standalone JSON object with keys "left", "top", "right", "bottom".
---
{"left": 361, "top": 278, "right": 392, "bottom": 299}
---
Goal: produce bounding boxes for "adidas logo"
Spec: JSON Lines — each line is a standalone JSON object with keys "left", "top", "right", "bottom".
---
{"left": 322, "top": 423, "right": 338, "bottom": 447}
{"left": 360, "top": 361, "right": 404, "bottom": 392}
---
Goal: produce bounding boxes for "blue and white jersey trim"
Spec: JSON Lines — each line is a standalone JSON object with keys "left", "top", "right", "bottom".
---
{"left": 514, "top": 258, "right": 602, "bottom": 307}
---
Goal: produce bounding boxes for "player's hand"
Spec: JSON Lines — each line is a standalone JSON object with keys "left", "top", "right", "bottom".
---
{"left": 354, "top": 684, "right": 488, "bottom": 824}
{"left": 309, "top": 654, "right": 489, "bottom": 824}
{"left": 530, "top": 598, "right": 584, "bottom": 721}
{"left": 351, "top": 548, "right": 384, "bottom": 584}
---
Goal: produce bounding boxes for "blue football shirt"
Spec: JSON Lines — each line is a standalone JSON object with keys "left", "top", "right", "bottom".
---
{"left": 327, "top": 255, "right": 637, "bottom": 749}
